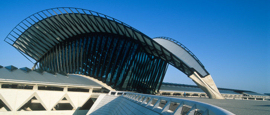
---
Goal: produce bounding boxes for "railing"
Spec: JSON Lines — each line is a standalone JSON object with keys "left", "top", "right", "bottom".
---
{"left": 108, "top": 91, "right": 234, "bottom": 115}
{"left": 158, "top": 91, "right": 270, "bottom": 101}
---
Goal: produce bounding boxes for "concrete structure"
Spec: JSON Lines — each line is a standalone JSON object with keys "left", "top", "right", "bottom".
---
{"left": 154, "top": 37, "right": 223, "bottom": 99}
{"left": 87, "top": 91, "right": 234, "bottom": 115}
{"left": 5, "top": 7, "right": 224, "bottom": 99}
{"left": 0, "top": 65, "right": 112, "bottom": 114}
{"left": 0, "top": 65, "right": 236, "bottom": 115}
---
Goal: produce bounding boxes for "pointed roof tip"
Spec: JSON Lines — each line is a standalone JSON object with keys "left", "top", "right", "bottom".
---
{"left": 19, "top": 67, "right": 32, "bottom": 73}
{"left": 5, "top": 65, "right": 18, "bottom": 71}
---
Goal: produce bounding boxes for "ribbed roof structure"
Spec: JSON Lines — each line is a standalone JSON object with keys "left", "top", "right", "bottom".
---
{"left": 4, "top": 7, "right": 202, "bottom": 76}
{"left": 4, "top": 7, "right": 218, "bottom": 95}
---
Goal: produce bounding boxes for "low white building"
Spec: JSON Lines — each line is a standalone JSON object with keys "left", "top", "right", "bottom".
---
{"left": 0, "top": 65, "right": 111, "bottom": 115}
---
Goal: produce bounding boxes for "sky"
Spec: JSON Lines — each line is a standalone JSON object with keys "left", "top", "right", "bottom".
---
{"left": 0, "top": 0, "right": 269, "bottom": 94}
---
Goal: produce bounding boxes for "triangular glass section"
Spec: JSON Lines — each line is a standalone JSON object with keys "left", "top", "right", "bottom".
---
{"left": 79, "top": 97, "right": 97, "bottom": 110}
{"left": 5, "top": 65, "right": 18, "bottom": 71}
{"left": 52, "top": 96, "right": 74, "bottom": 110}
{"left": 20, "top": 67, "right": 32, "bottom": 73}
{"left": 0, "top": 99, "right": 11, "bottom": 111}
{"left": 18, "top": 96, "right": 46, "bottom": 111}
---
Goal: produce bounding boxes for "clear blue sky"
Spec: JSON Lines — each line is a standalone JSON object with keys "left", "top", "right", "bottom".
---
{"left": 0, "top": 0, "right": 269, "bottom": 93}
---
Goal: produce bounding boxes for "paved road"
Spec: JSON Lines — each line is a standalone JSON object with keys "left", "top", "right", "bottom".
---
{"left": 177, "top": 97, "right": 270, "bottom": 115}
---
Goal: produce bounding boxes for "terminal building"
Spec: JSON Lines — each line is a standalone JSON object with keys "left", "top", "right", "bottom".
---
{"left": 1, "top": 7, "right": 269, "bottom": 115}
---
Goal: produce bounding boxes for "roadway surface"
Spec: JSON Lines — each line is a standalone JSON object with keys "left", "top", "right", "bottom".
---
{"left": 177, "top": 97, "right": 270, "bottom": 115}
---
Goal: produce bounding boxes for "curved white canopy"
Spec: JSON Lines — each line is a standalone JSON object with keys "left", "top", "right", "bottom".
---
{"left": 154, "top": 37, "right": 208, "bottom": 76}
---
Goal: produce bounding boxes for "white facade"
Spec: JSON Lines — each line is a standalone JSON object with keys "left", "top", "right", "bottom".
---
{"left": 0, "top": 66, "right": 110, "bottom": 115}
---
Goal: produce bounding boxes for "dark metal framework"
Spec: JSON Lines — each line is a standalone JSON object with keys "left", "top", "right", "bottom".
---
{"left": 4, "top": 7, "right": 208, "bottom": 94}
{"left": 38, "top": 33, "right": 168, "bottom": 93}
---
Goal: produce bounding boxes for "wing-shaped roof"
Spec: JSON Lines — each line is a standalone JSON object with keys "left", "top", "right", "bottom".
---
{"left": 154, "top": 37, "right": 208, "bottom": 76}
{"left": 4, "top": 7, "right": 209, "bottom": 77}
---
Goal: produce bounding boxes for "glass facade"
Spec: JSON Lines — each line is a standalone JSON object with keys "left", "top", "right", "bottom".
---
{"left": 38, "top": 33, "right": 168, "bottom": 94}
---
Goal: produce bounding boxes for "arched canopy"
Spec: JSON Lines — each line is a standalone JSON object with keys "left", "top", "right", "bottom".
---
{"left": 3, "top": 7, "right": 226, "bottom": 98}
{"left": 153, "top": 37, "right": 208, "bottom": 76}
{"left": 4, "top": 7, "right": 207, "bottom": 77}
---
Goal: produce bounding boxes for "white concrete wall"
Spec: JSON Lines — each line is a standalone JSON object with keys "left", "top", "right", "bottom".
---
{"left": 0, "top": 88, "right": 97, "bottom": 115}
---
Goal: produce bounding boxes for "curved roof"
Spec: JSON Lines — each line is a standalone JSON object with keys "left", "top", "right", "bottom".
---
{"left": 153, "top": 37, "right": 208, "bottom": 76}
{"left": 4, "top": 7, "right": 208, "bottom": 77}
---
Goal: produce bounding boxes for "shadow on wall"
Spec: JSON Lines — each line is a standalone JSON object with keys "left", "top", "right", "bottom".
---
{"left": 80, "top": 98, "right": 97, "bottom": 110}
{"left": 87, "top": 96, "right": 161, "bottom": 115}
{"left": 72, "top": 97, "right": 97, "bottom": 115}
{"left": 85, "top": 95, "right": 204, "bottom": 115}
{"left": 87, "top": 96, "right": 122, "bottom": 115}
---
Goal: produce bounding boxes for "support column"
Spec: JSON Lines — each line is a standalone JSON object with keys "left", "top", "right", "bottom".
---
{"left": 189, "top": 71, "right": 224, "bottom": 99}
{"left": 31, "top": 62, "right": 38, "bottom": 70}
{"left": 33, "top": 85, "right": 38, "bottom": 91}
{"left": 64, "top": 87, "right": 68, "bottom": 92}
{"left": 89, "top": 88, "right": 93, "bottom": 93}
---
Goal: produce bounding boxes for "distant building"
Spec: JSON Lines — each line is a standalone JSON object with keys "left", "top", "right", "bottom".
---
{"left": 159, "top": 82, "right": 269, "bottom": 100}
